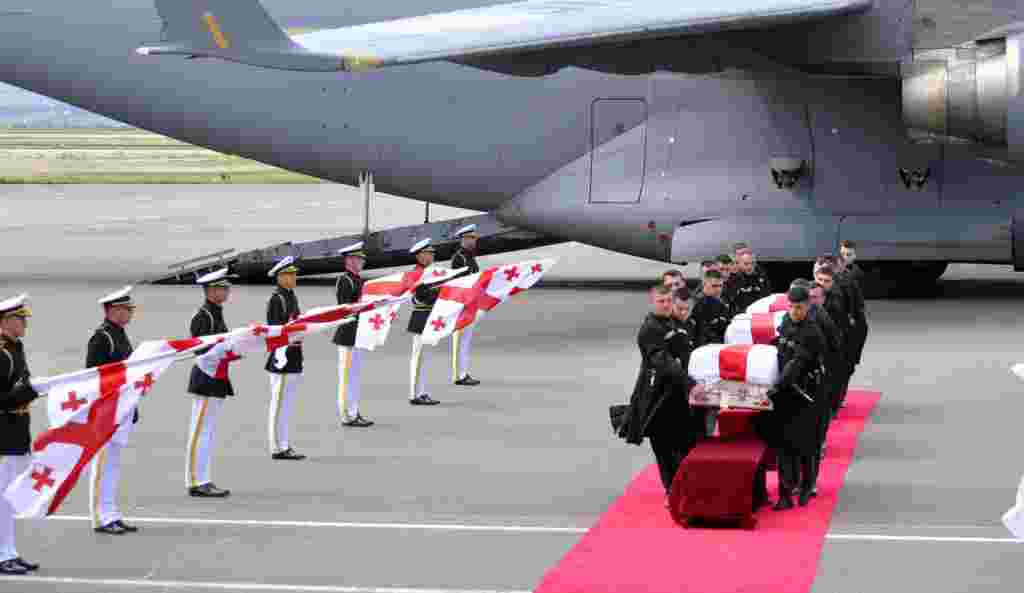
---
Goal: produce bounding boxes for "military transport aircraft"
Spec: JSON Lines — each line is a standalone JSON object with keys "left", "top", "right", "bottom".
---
{"left": 1, "top": 0, "right": 1022, "bottom": 290}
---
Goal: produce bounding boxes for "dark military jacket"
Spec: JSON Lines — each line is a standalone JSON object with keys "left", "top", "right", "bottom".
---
{"left": 764, "top": 314, "right": 826, "bottom": 455}
{"left": 451, "top": 247, "right": 480, "bottom": 276}
{"left": 87, "top": 320, "right": 138, "bottom": 423}
{"left": 837, "top": 267, "right": 869, "bottom": 365}
{"left": 265, "top": 287, "right": 303, "bottom": 374}
{"left": 0, "top": 336, "right": 38, "bottom": 455}
{"left": 822, "top": 286, "right": 855, "bottom": 372}
{"left": 332, "top": 271, "right": 364, "bottom": 347}
{"left": 623, "top": 313, "right": 694, "bottom": 445}
{"left": 726, "top": 271, "right": 772, "bottom": 314}
{"left": 690, "top": 296, "right": 732, "bottom": 346}
{"left": 188, "top": 301, "right": 235, "bottom": 398}
{"left": 407, "top": 265, "right": 440, "bottom": 335}
{"left": 667, "top": 317, "right": 697, "bottom": 372}
{"left": 810, "top": 305, "right": 846, "bottom": 404}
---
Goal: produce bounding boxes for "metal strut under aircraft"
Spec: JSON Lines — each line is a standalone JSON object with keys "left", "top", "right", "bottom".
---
{"left": 144, "top": 174, "right": 560, "bottom": 285}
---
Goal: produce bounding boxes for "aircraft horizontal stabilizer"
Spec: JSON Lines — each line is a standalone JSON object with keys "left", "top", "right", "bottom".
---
{"left": 138, "top": 0, "right": 874, "bottom": 73}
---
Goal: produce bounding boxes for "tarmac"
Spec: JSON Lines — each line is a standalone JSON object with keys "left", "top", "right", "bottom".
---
{"left": 0, "top": 184, "right": 1022, "bottom": 592}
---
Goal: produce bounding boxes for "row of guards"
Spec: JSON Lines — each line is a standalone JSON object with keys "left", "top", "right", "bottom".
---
{"left": 0, "top": 223, "right": 555, "bottom": 575}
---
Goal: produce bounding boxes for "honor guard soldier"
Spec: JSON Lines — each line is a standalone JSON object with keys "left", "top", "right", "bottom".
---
{"left": 186, "top": 268, "right": 235, "bottom": 498}
{"left": 88, "top": 286, "right": 139, "bottom": 534}
{"left": 0, "top": 295, "right": 41, "bottom": 575}
{"left": 690, "top": 270, "right": 731, "bottom": 347}
{"left": 407, "top": 239, "right": 442, "bottom": 406}
{"left": 450, "top": 224, "right": 482, "bottom": 386}
{"left": 333, "top": 242, "right": 374, "bottom": 428}
{"left": 265, "top": 257, "right": 306, "bottom": 460}
{"left": 727, "top": 246, "right": 772, "bottom": 313}
{"left": 764, "top": 282, "right": 826, "bottom": 510}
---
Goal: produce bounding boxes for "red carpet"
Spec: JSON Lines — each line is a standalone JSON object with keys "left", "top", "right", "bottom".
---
{"left": 535, "top": 390, "right": 880, "bottom": 593}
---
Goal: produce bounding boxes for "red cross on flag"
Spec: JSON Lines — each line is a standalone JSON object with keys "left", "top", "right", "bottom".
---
{"left": 687, "top": 344, "right": 779, "bottom": 387}
{"left": 7, "top": 338, "right": 210, "bottom": 518}
{"left": 354, "top": 265, "right": 464, "bottom": 350}
{"left": 725, "top": 311, "right": 787, "bottom": 345}
{"left": 482, "top": 258, "right": 556, "bottom": 310}
{"left": 746, "top": 293, "right": 791, "bottom": 314}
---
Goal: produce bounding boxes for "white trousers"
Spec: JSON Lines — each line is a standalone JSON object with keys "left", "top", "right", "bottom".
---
{"left": 450, "top": 325, "right": 475, "bottom": 383}
{"left": 90, "top": 420, "right": 134, "bottom": 528}
{"left": 410, "top": 335, "right": 428, "bottom": 399}
{"left": 337, "top": 346, "right": 365, "bottom": 419}
{"left": 186, "top": 396, "right": 224, "bottom": 488}
{"left": 268, "top": 372, "right": 302, "bottom": 454}
{"left": 0, "top": 455, "right": 28, "bottom": 562}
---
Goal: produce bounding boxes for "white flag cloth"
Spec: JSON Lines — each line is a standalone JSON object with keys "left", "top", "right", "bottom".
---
{"left": 354, "top": 266, "right": 463, "bottom": 351}
{"left": 8, "top": 338, "right": 212, "bottom": 518}
{"left": 725, "top": 312, "right": 787, "bottom": 345}
{"left": 421, "top": 259, "right": 556, "bottom": 346}
{"left": 195, "top": 300, "right": 407, "bottom": 379}
{"left": 745, "top": 293, "right": 791, "bottom": 314}
{"left": 688, "top": 343, "right": 779, "bottom": 386}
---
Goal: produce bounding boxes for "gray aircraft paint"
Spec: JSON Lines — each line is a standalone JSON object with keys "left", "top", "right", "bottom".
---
{"left": 0, "top": 1, "right": 1022, "bottom": 267}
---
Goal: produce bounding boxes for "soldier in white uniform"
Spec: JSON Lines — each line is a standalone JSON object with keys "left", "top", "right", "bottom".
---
{"left": 265, "top": 257, "right": 306, "bottom": 460}
{"left": 449, "top": 224, "right": 482, "bottom": 386}
{"left": 185, "top": 268, "right": 235, "bottom": 497}
{"left": 407, "top": 239, "right": 442, "bottom": 406}
{"left": 87, "top": 286, "right": 139, "bottom": 535}
{"left": 332, "top": 242, "right": 374, "bottom": 427}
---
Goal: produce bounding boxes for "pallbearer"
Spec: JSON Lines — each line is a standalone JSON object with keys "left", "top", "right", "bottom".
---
{"left": 88, "top": 286, "right": 139, "bottom": 534}
{"left": 185, "top": 268, "right": 234, "bottom": 498}
{"left": 265, "top": 256, "right": 306, "bottom": 460}
{"left": 407, "top": 239, "right": 442, "bottom": 405}
{"left": 450, "top": 224, "right": 482, "bottom": 386}
{"left": 0, "top": 295, "right": 40, "bottom": 574}
{"left": 332, "top": 242, "right": 374, "bottom": 427}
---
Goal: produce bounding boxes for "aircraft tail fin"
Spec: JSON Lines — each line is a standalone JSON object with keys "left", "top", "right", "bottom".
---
{"left": 145, "top": 0, "right": 296, "bottom": 54}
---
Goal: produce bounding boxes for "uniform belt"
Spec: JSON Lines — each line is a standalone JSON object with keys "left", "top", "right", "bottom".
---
{"left": 413, "top": 305, "right": 433, "bottom": 311}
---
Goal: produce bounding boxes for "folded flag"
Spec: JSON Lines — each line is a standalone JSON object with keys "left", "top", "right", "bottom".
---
{"left": 725, "top": 311, "right": 787, "bottom": 345}
{"left": 8, "top": 338, "right": 210, "bottom": 518}
{"left": 354, "top": 265, "right": 463, "bottom": 350}
{"left": 746, "top": 293, "right": 791, "bottom": 314}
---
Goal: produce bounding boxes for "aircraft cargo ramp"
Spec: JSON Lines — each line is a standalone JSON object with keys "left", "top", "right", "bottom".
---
{"left": 145, "top": 212, "right": 560, "bottom": 285}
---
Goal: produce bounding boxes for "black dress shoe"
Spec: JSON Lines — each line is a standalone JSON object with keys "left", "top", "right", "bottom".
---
{"left": 271, "top": 448, "right": 306, "bottom": 460}
{"left": 773, "top": 496, "right": 794, "bottom": 511}
{"left": 189, "top": 483, "right": 231, "bottom": 498}
{"left": 409, "top": 394, "right": 440, "bottom": 406}
{"left": 14, "top": 558, "right": 39, "bottom": 571}
{"left": 342, "top": 414, "right": 374, "bottom": 427}
{"left": 94, "top": 522, "right": 128, "bottom": 535}
{"left": 454, "top": 375, "right": 481, "bottom": 386}
{"left": 798, "top": 490, "right": 813, "bottom": 507}
{"left": 0, "top": 559, "right": 28, "bottom": 575}
{"left": 113, "top": 520, "right": 139, "bottom": 533}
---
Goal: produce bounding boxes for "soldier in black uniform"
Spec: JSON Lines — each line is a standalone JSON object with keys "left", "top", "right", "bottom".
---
{"left": 87, "top": 286, "right": 139, "bottom": 535}
{"left": 814, "top": 262, "right": 854, "bottom": 415}
{"left": 0, "top": 295, "right": 41, "bottom": 575}
{"left": 669, "top": 285, "right": 706, "bottom": 453}
{"left": 450, "top": 224, "right": 482, "bottom": 386}
{"left": 691, "top": 270, "right": 731, "bottom": 347}
{"left": 837, "top": 244, "right": 869, "bottom": 392}
{"left": 185, "top": 268, "right": 234, "bottom": 498}
{"left": 727, "top": 246, "right": 772, "bottom": 313}
{"left": 333, "top": 242, "right": 373, "bottom": 427}
{"left": 807, "top": 281, "right": 846, "bottom": 495}
{"left": 690, "top": 260, "right": 718, "bottom": 302}
{"left": 623, "top": 285, "right": 699, "bottom": 499}
{"left": 407, "top": 239, "right": 442, "bottom": 405}
{"left": 763, "top": 283, "right": 826, "bottom": 510}
{"left": 265, "top": 256, "right": 306, "bottom": 461}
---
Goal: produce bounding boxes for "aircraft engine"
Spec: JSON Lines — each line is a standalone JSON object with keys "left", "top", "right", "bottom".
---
{"left": 902, "top": 29, "right": 1024, "bottom": 164}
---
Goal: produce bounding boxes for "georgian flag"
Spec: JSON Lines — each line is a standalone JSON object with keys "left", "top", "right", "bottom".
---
{"left": 746, "top": 293, "right": 791, "bottom": 314}
{"left": 687, "top": 343, "right": 779, "bottom": 386}
{"left": 725, "top": 311, "right": 787, "bottom": 345}
{"left": 8, "top": 338, "right": 210, "bottom": 518}
{"left": 421, "top": 259, "right": 556, "bottom": 346}
{"left": 354, "top": 266, "right": 463, "bottom": 351}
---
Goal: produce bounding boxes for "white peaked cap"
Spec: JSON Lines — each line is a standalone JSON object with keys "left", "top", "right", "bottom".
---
{"left": 267, "top": 256, "right": 299, "bottom": 277}
{"left": 337, "top": 241, "right": 366, "bottom": 257}
{"left": 196, "top": 267, "right": 233, "bottom": 286}
{"left": 455, "top": 224, "right": 479, "bottom": 237}
{"left": 0, "top": 294, "right": 30, "bottom": 317}
{"left": 98, "top": 286, "right": 134, "bottom": 306}
{"left": 409, "top": 238, "right": 434, "bottom": 254}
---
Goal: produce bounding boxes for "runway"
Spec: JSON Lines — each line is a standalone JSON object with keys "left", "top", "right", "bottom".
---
{"left": 1, "top": 184, "right": 1022, "bottom": 592}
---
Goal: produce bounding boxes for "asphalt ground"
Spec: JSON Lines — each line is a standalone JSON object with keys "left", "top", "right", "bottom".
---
{"left": 0, "top": 185, "right": 1021, "bottom": 592}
